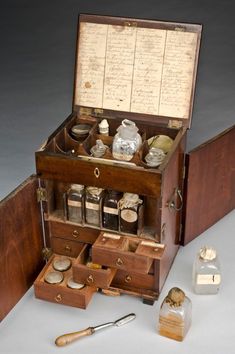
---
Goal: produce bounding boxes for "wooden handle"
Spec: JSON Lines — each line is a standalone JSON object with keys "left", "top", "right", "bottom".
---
{"left": 55, "top": 327, "right": 94, "bottom": 347}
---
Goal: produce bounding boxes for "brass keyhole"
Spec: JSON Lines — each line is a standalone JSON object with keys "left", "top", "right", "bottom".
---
{"left": 94, "top": 167, "right": 100, "bottom": 178}
{"left": 116, "top": 258, "right": 124, "bottom": 267}
{"left": 55, "top": 294, "right": 62, "bottom": 303}
{"left": 72, "top": 230, "right": 79, "bottom": 238}
{"left": 87, "top": 275, "right": 94, "bottom": 283}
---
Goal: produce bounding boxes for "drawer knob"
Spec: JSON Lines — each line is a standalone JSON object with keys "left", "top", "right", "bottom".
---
{"left": 87, "top": 275, "right": 94, "bottom": 283}
{"left": 72, "top": 230, "right": 79, "bottom": 238}
{"left": 64, "top": 245, "right": 72, "bottom": 253}
{"left": 116, "top": 258, "right": 124, "bottom": 267}
{"left": 55, "top": 294, "right": 62, "bottom": 303}
{"left": 94, "top": 167, "right": 100, "bottom": 178}
{"left": 125, "top": 275, "right": 132, "bottom": 283}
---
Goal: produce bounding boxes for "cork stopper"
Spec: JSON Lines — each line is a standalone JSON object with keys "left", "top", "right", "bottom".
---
{"left": 165, "top": 287, "right": 185, "bottom": 307}
{"left": 199, "top": 246, "right": 217, "bottom": 261}
{"left": 86, "top": 186, "right": 104, "bottom": 196}
{"left": 70, "top": 184, "right": 85, "bottom": 191}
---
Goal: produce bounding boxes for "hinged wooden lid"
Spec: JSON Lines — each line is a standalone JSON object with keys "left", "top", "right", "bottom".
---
{"left": 73, "top": 14, "right": 202, "bottom": 128}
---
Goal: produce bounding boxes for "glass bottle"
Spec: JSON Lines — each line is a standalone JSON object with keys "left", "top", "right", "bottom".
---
{"left": 119, "top": 193, "right": 142, "bottom": 234}
{"left": 192, "top": 246, "right": 221, "bottom": 294}
{"left": 67, "top": 184, "right": 85, "bottom": 223}
{"left": 90, "top": 139, "right": 108, "bottom": 157}
{"left": 112, "top": 119, "right": 142, "bottom": 161}
{"left": 85, "top": 187, "right": 104, "bottom": 227}
{"left": 145, "top": 147, "right": 165, "bottom": 167}
{"left": 103, "top": 190, "right": 122, "bottom": 231}
{"left": 98, "top": 119, "right": 109, "bottom": 136}
{"left": 158, "top": 287, "right": 192, "bottom": 342}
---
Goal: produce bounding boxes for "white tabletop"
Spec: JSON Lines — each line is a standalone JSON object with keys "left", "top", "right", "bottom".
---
{"left": 1, "top": 209, "right": 234, "bottom": 354}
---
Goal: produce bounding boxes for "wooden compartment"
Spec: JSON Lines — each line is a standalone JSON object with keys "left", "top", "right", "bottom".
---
{"left": 34, "top": 255, "right": 97, "bottom": 309}
{"left": 73, "top": 244, "right": 116, "bottom": 288}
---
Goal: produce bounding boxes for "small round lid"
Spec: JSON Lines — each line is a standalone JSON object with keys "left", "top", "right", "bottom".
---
{"left": 53, "top": 257, "right": 72, "bottom": 272}
{"left": 199, "top": 246, "right": 217, "bottom": 261}
{"left": 165, "top": 287, "right": 185, "bottom": 307}
{"left": 71, "top": 124, "right": 91, "bottom": 137}
{"left": 67, "top": 277, "right": 85, "bottom": 290}
{"left": 148, "top": 135, "right": 173, "bottom": 154}
{"left": 86, "top": 186, "right": 104, "bottom": 196}
{"left": 44, "top": 271, "right": 64, "bottom": 284}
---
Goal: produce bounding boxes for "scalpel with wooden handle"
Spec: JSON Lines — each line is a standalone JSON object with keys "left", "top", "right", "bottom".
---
{"left": 55, "top": 313, "right": 136, "bottom": 347}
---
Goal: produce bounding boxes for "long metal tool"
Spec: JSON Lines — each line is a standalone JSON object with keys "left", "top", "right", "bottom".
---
{"left": 55, "top": 313, "right": 136, "bottom": 347}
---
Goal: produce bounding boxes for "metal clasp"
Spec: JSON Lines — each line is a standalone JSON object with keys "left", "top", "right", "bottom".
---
{"left": 167, "top": 188, "right": 183, "bottom": 211}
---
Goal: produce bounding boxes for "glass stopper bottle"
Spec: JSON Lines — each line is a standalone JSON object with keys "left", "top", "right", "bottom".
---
{"left": 67, "top": 184, "right": 85, "bottom": 223}
{"left": 119, "top": 193, "right": 143, "bottom": 234}
{"left": 112, "top": 119, "right": 142, "bottom": 161}
{"left": 192, "top": 246, "right": 221, "bottom": 294}
{"left": 158, "top": 287, "right": 192, "bottom": 341}
{"left": 85, "top": 187, "right": 104, "bottom": 227}
{"left": 103, "top": 190, "right": 122, "bottom": 231}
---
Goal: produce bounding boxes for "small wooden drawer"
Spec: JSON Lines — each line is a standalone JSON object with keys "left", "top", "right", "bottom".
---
{"left": 111, "top": 269, "right": 155, "bottom": 290}
{"left": 92, "top": 232, "right": 165, "bottom": 274}
{"left": 50, "top": 237, "right": 85, "bottom": 258}
{"left": 34, "top": 255, "right": 97, "bottom": 309}
{"left": 73, "top": 244, "right": 116, "bottom": 289}
{"left": 49, "top": 221, "right": 99, "bottom": 244}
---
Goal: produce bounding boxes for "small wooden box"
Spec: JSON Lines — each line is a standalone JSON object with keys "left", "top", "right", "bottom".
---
{"left": 1, "top": 14, "right": 234, "bottom": 321}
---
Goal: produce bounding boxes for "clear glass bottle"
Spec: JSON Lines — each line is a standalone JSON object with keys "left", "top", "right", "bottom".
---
{"left": 192, "top": 246, "right": 221, "bottom": 294}
{"left": 119, "top": 193, "right": 142, "bottom": 234}
{"left": 85, "top": 187, "right": 104, "bottom": 227}
{"left": 67, "top": 184, "right": 85, "bottom": 223}
{"left": 158, "top": 287, "right": 192, "bottom": 342}
{"left": 112, "top": 119, "right": 142, "bottom": 161}
{"left": 145, "top": 147, "right": 165, "bottom": 167}
{"left": 103, "top": 190, "right": 122, "bottom": 231}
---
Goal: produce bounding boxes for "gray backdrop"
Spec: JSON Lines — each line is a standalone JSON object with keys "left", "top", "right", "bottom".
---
{"left": 0, "top": 0, "right": 234, "bottom": 200}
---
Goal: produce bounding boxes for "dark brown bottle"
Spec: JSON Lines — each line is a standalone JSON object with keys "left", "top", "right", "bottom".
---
{"left": 102, "top": 190, "right": 122, "bottom": 231}
{"left": 119, "top": 193, "right": 142, "bottom": 234}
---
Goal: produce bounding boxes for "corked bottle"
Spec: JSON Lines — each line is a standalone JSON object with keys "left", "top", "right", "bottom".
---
{"left": 67, "top": 184, "right": 85, "bottom": 223}
{"left": 118, "top": 193, "right": 143, "bottom": 234}
{"left": 103, "top": 190, "right": 122, "bottom": 231}
{"left": 85, "top": 187, "right": 104, "bottom": 227}
{"left": 158, "top": 287, "right": 192, "bottom": 341}
{"left": 192, "top": 246, "right": 221, "bottom": 294}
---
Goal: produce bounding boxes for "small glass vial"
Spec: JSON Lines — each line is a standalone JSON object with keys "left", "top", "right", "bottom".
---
{"left": 67, "top": 184, "right": 85, "bottom": 223}
{"left": 85, "top": 187, "right": 104, "bottom": 227}
{"left": 158, "top": 287, "right": 192, "bottom": 342}
{"left": 103, "top": 190, "right": 122, "bottom": 231}
{"left": 98, "top": 119, "right": 109, "bottom": 135}
{"left": 192, "top": 246, "right": 221, "bottom": 294}
{"left": 119, "top": 193, "right": 142, "bottom": 234}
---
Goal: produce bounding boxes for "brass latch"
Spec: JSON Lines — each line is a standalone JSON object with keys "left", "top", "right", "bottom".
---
{"left": 42, "top": 247, "right": 53, "bottom": 261}
{"left": 37, "top": 187, "right": 47, "bottom": 202}
{"left": 94, "top": 108, "right": 104, "bottom": 116}
{"left": 79, "top": 107, "right": 92, "bottom": 116}
{"left": 166, "top": 188, "right": 183, "bottom": 211}
{"left": 168, "top": 120, "right": 183, "bottom": 129}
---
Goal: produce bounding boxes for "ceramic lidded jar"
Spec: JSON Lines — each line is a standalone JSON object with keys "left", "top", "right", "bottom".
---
{"left": 158, "top": 287, "right": 192, "bottom": 341}
{"left": 192, "top": 246, "right": 221, "bottom": 294}
{"left": 112, "top": 119, "right": 142, "bottom": 161}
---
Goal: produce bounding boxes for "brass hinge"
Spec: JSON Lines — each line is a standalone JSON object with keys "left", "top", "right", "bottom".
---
{"left": 178, "top": 223, "right": 183, "bottom": 243}
{"left": 124, "top": 21, "right": 137, "bottom": 27}
{"left": 79, "top": 107, "right": 92, "bottom": 116}
{"left": 175, "top": 26, "right": 186, "bottom": 32}
{"left": 94, "top": 108, "right": 104, "bottom": 116}
{"left": 42, "top": 247, "right": 53, "bottom": 262}
{"left": 168, "top": 119, "right": 183, "bottom": 129}
{"left": 182, "top": 165, "right": 186, "bottom": 180}
{"left": 37, "top": 187, "right": 47, "bottom": 202}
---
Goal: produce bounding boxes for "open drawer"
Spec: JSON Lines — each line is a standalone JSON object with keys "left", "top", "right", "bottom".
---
{"left": 34, "top": 254, "right": 97, "bottom": 309}
{"left": 92, "top": 232, "right": 165, "bottom": 274}
{"left": 73, "top": 244, "right": 116, "bottom": 288}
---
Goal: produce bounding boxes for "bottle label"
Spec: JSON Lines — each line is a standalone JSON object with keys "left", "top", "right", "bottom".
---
{"left": 85, "top": 202, "right": 100, "bottom": 211}
{"left": 196, "top": 274, "right": 221, "bottom": 285}
{"left": 103, "top": 206, "right": 119, "bottom": 215}
{"left": 68, "top": 200, "right": 82, "bottom": 207}
{"left": 120, "top": 209, "right": 138, "bottom": 223}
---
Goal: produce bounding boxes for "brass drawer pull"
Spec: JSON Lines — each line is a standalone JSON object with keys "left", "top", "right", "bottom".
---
{"left": 94, "top": 167, "right": 100, "bottom": 178}
{"left": 87, "top": 275, "right": 94, "bottom": 283}
{"left": 72, "top": 230, "right": 79, "bottom": 238}
{"left": 55, "top": 294, "right": 62, "bottom": 303}
{"left": 125, "top": 275, "right": 132, "bottom": 283}
{"left": 64, "top": 245, "right": 72, "bottom": 253}
{"left": 116, "top": 258, "right": 124, "bottom": 267}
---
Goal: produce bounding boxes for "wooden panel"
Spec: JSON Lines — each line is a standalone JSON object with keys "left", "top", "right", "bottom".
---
{"left": 0, "top": 176, "right": 44, "bottom": 321}
{"left": 49, "top": 221, "right": 99, "bottom": 244}
{"left": 183, "top": 125, "right": 235, "bottom": 245}
{"left": 50, "top": 237, "right": 84, "bottom": 258}
{"left": 111, "top": 269, "right": 155, "bottom": 290}
{"left": 36, "top": 153, "right": 162, "bottom": 197}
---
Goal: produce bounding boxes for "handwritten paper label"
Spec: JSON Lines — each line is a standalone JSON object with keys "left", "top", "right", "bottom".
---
{"left": 75, "top": 22, "right": 198, "bottom": 119}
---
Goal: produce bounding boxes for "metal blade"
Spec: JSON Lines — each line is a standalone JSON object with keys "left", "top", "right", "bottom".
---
{"left": 114, "top": 313, "right": 136, "bottom": 327}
